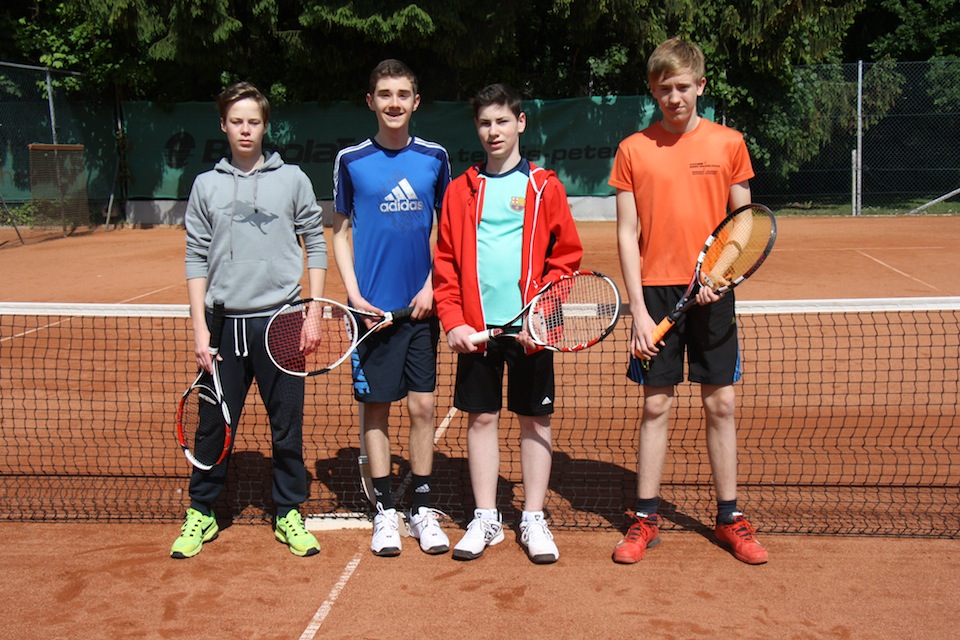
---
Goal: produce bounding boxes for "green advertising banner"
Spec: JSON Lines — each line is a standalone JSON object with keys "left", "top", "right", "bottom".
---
{"left": 2, "top": 95, "right": 714, "bottom": 204}
{"left": 123, "top": 95, "right": 714, "bottom": 200}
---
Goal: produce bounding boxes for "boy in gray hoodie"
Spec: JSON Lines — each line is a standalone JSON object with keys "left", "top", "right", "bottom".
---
{"left": 172, "top": 82, "right": 327, "bottom": 559}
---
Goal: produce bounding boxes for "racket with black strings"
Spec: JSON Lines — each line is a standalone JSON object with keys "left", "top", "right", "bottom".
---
{"left": 176, "top": 300, "right": 232, "bottom": 470}
{"left": 641, "top": 203, "right": 777, "bottom": 359}
{"left": 469, "top": 270, "right": 622, "bottom": 352}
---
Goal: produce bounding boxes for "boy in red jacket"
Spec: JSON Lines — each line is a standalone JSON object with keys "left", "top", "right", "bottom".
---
{"left": 433, "top": 83, "right": 582, "bottom": 564}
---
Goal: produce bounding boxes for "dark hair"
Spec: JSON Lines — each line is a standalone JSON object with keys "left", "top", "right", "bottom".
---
{"left": 368, "top": 59, "right": 419, "bottom": 95}
{"left": 216, "top": 82, "right": 270, "bottom": 123}
{"left": 470, "top": 83, "right": 522, "bottom": 119}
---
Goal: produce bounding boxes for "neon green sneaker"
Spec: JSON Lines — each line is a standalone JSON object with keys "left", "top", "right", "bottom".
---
{"left": 170, "top": 508, "right": 219, "bottom": 559}
{"left": 275, "top": 509, "right": 320, "bottom": 557}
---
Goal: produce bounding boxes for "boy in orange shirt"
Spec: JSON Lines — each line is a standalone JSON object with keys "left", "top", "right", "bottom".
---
{"left": 609, "top": 38, "right": 767, "bottom": 565}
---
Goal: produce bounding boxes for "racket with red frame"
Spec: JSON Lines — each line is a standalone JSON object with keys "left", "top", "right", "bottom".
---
{"left": 176, "top": 300, "right": 232, "bottom": 471}
{"left": 643, "top": 203, "right": 777, "bottom": 357}
{"left": 469, "top": 270, "right": 622, "bottom": 352}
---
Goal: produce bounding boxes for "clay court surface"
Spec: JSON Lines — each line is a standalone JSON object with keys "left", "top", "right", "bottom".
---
{"left": 1, "top": 216, "right": 959, "bottom": 639}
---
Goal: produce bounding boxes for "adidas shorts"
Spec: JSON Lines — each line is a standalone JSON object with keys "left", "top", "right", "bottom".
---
{"left": 453, "top": 335, "right": 555, "bottom": 416}
{"left": 351, "top": 317, "right": 439, "bottom": 403}
{"left": 627, "top": 284, "right": 741, "bottom": 387}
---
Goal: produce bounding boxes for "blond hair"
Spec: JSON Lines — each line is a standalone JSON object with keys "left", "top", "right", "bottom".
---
{"left": 647, "top": 38, "right": 706, "bottom": 83}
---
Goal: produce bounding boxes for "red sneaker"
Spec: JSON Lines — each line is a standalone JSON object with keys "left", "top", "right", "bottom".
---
{"left": 612, "top": 512, "right": 661, "bottom": 564}
{"left": 715, "top": 514, "right": 768, "bottom": 564}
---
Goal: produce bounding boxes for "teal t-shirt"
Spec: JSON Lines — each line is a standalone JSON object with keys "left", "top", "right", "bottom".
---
{"left": 477, "top": 161, "right": 530, "bottom": 326}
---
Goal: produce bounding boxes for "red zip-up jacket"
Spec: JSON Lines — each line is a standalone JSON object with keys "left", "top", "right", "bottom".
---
{"left": 434, "top": 160, "right": 583, "bottom": 351}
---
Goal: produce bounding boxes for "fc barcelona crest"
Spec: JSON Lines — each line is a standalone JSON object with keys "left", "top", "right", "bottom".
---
{"left": 510, "top": 196, "right": 525, "bottom": 212}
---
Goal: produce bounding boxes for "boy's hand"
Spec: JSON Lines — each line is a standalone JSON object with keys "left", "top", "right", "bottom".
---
{"left": 446, "top": 324, "right": 480, "bottom": 354}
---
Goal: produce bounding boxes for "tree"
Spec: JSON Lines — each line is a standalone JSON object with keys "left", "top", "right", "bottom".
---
{"left": 3, "top": 0, "right": 865, "bottom": 180}
{"left": 843, "top": 0, "right": 960, "bottom": 61}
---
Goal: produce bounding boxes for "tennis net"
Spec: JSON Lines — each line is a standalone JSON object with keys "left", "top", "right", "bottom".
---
{"left": 1, "top": 299, "right": 958, "bottom": 536}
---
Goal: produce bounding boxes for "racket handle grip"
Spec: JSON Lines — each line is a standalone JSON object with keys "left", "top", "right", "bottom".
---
{"left": 389, "top": 306, "right": 415, "bottom": 322}
{"left": 638, "top": 317, "right": 676, "bottom": 359}
{"left": 209, "top": 299, "right": 225, "bottom": 356}
{"left": 650, "top": 317, "right": 675, "bottom": 345}
{"left": 469, "top": 328, "right": 502, "bottom": 345}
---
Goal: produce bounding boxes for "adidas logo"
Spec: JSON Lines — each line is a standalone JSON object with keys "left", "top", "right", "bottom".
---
{"left": 414, "top": 484, "right": 430, "bottom": 494}
{"left": 541, "top": 396, "right": 553, "bottom": 406}
{"left": 380, "top": 178, "right": 425, "bottom": 213}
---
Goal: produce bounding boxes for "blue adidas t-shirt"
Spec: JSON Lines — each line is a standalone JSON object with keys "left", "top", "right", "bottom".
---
{"left": 334, "top": 137, "right": 451, "bottom": 310}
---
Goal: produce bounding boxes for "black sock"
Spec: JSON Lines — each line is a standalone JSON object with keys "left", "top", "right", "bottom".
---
{"left": 635, "top": 497, "right": 660, "bottom": 517}
{"left": 410, "top": 474, "right": 432, "bottom": 512}
{"left": 373, "top": 476, "right": 393, "bottom": 510}
{"left": 717, "top": 499, "right": 739, "bottom": 524}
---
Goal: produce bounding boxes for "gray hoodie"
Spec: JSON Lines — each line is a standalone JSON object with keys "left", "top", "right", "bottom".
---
{"left": 185, "top": 152, "right": 327, "bottom": 315}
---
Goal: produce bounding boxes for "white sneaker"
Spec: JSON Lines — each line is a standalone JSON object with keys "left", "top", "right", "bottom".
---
{"left": 452, "top": 509, "right": 504, "bottom": 561}
{"left": 371, "top": 503, "right": 402, "bottom": 557}
{"left": 519, "top": 511, "right": 559, "bottom": 564}
{"left": 408, "top": 506, "right": 450, "bottom": 555}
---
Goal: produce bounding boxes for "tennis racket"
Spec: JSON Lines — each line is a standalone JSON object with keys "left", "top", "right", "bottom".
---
{"left": 265, "top": 298, "right": 414, "bottom": 377}
{"left": 468, "top": 270, "right": 622, "bottom": 352}
{"left": 176, "top": 300, "right": 233, "bottom": 471}
{"left": 644, "top": 203, "right": 777, "bottom": 354}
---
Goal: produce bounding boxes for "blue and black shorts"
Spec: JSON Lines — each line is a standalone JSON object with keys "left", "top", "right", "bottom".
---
{"left": 627, "top": 284, "right": 741, "bottom": 387}
{"left": 351, "top": 317, "right": 439, "bottom": 403}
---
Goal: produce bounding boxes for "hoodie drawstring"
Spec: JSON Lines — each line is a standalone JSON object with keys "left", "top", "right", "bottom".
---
{"left": 233, "top": 317, "right": 249, "bottom": 357}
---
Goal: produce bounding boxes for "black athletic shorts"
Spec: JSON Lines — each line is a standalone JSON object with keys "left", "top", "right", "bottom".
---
{"left": 351, "top": 317, "right": 439, "bottom": 403}
{"left": 453, "top": 334, "right": 555, "bottom": 416}
{"left": 627, "top": 285, "right": 741, "bottom": 387}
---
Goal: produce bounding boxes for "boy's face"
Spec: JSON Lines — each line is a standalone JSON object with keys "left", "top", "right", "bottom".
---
{"left": 649, "top": 68, "right": 706, "bottom": 134}
{"left": 220, "top": 98, "right": 266, "bottom": 160}
{"left": 367, "top": 76, "right": 420, "bottom": 133}
{"left": 475, "top": 103, "right": 526, "bottom": 162}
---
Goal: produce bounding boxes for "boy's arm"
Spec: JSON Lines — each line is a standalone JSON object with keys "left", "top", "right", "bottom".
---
{"left": 541, "top": 178, "right": 583, "bottom": 283}
{"left": 410, "top": 269, "right": 434, "bottom": 320}
{"left": 433, "top": 191, "right": 478, "bottom": 354}
{"left": 616, "top": 189, "right": 658, "bottom": 359}
{"left": 187, "top": 277, "right": 214, "bottom": 374}
{"left": 729, "top": 180, "right": 752, "bottom": 210}
{"left": 331, "top": 212, "right": 378, "bottom": 316}
{"left": 695, "top": 179, "right": 753, "bottom": 306}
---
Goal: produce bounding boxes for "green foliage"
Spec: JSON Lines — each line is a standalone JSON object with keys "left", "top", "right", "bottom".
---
{"left": 0, "top": 0, "right": 874, "bottom": 179}
{"left": 926, "top": 56, "right": 960, "bottom": 110}
{"left": 868, "top": 0, "right": 960, "bottom": 59}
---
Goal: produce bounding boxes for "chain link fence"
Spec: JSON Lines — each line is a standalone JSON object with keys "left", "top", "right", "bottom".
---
{"left": 752, "top": 60, "right": 960, "bottom": 215}
{"left": 1, "top": 59, "right": 958, "bottom": 243}
{"left": 0, "top": 62, "right": 115, "bottom": 244}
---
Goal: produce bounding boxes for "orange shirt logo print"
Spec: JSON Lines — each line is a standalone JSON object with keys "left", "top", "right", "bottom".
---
{"left": 510, "top": 196, "right": 525, "bottom": 212}
{"left": 689, "top": 162, "right": 720, "bottom": 176}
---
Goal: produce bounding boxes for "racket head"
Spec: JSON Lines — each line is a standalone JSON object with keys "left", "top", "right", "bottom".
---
{"left": 265, "top": 298, "right": 359, "bottom": 376}
{"left": 176, "top": 373, "right": 232, "bottom": 471}
{"left": 526, "top": 270, "right": 622, "bottom": 351}
{"left": 696, "top": 203, "right": 777, "bottom": 293}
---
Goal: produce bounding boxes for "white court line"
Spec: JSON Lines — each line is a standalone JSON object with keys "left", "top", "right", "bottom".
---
{"left": 118, "top": 283, "right": 183, "bottom": 304}
{"left": 856, "top": 250, "right": 939, "bottom": 291}
{"left": 773, "top": 246, "right": 946, "bottom": 253}
{"left": 298, "top": 547, "right": 364, "bottom": 640}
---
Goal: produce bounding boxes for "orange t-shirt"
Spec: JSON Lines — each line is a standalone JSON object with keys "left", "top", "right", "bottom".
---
{"left": 608, "top": 119, "right": 754, "bottom": 285}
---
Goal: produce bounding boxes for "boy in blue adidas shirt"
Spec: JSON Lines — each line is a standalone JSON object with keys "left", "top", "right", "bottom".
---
{"left": 332, "top": 59, "right": 451, "bottom": 557}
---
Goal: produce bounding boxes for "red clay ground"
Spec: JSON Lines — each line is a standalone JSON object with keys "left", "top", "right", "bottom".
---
{"left": 1, "top": 216, "right": 959, "bottom": 639}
